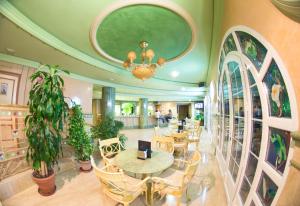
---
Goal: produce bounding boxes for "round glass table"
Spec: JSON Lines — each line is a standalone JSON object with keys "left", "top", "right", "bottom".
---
{"left": 115, "top": 148, "right": 174, "bottom": 206}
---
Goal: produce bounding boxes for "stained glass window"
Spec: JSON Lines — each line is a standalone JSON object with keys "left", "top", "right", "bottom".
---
{"left": 257, "top": 172, "right": 278, "bottom": 206}
{"left": 223, "top": 34, "right": 237, "bottom": 54}
{"left": 263, "top": 60, "right": 291, "bottom": 118}
{"left": 266, "top": 128, "right": 290, "bottom": 174}
{"left": 240, "top": 177, "right": 251, "bottom": 203}
{"left": 236, "top": 31, "right": 267, "bottom": 71}
{"left": 247, "top": 70, "right": 256, "bottom": 87}
{"left": 251, "top": 86, "right": 262, "bottom": 119}
{"left": 219, "top": 51, "right": 225, "bottom": 72}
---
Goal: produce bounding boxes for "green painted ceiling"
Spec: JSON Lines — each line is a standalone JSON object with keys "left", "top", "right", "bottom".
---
{"left": 0, "top": 0, "right": 224, "bottom": 100}
{"left": 4, "top": 0, "right": 214, "bottom": 84}
{"left": 96, "top": 5, "right": 192, "bottom": 63}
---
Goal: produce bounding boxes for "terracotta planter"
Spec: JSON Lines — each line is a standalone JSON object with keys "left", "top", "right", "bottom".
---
{"left": 79, "top": 160, "right": 92, "bottom": 172}
{"left": 32, "top": 171, "right": 56, "bottom": 196}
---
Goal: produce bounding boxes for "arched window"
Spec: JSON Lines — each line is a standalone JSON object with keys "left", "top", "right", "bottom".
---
{"left": 217, "top": 26, "right": 298, "bottom": 206}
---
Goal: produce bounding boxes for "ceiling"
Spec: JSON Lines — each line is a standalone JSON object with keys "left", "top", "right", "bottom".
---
{"left": 0, "top": 0, "right": 223, "bottom": 101}
{"left": 95, "top": 5, "right": 193, "bottom": 63}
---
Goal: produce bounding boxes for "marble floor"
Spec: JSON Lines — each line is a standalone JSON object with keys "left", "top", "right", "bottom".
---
{"left": 3, "top": 128, "right": 228, "bottom": 206}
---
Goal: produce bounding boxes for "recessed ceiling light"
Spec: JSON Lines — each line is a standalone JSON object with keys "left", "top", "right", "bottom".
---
{"left": 171, "top": 71, "right": 179, "bottom": 78}
{"left": 181, "top": 87, "right": 186, "bottom": 91}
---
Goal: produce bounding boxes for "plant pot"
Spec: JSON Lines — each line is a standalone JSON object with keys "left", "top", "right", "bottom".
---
{"left": 79, "top": 160, "right": 92, "bottom": 172}
{"left": 32, "top": 171, "right": 56, "bottom": 196}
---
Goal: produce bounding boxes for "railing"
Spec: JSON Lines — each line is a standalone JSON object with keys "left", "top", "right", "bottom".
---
{"left": 0, "top": 105, "right": 29, "bottom": 180}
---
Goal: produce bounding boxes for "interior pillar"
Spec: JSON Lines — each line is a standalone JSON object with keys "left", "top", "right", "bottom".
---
{"left": 139, "top": 98, "right": 148, "bottom": 129}
{"left": 101, "top": 87, "right": 115, "bottom": 120}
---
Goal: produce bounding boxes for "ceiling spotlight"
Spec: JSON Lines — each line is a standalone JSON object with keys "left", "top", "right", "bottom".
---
{"left": 171, "top": 71, "right": 179, "bottom": 78}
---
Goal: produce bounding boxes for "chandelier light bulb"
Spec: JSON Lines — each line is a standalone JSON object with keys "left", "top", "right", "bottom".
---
{"left": 146, "top": 49, "right": 155, "bottom": 62}
{"left": 127, "top": 51, "right": 136, "bottom": 62}
{"left": 157, "top": 57, "right": 166, "bottom": 66}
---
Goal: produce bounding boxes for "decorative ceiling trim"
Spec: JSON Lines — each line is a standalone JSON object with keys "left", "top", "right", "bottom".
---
{"left": 90, "top": 0, "right": 197, "bottom": 64}
{"left": 0, "top": 0, "right": 200, "bottom": 86}
{"left": 0, "top": 53, "right": 205, "bottom": 99}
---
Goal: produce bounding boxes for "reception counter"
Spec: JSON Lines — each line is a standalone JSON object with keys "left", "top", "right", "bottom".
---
{"left": 115, "top": 115, "right": 156, "bottom": 129}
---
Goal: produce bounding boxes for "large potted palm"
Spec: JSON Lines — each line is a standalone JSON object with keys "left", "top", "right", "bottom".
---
{"left": 25, "top": 65, "right": 69, "bottom": 196}
{"left": 67, "top": 103, "right": 93, "bottom": 172}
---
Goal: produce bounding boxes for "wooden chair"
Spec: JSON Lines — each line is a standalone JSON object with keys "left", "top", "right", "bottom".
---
{"left": 91, "top": 156, "right": 149, "bottom": 206}
{"left": 99, "top": 137, "right": 121, "bottom": 166}
{"left": 152, "top": 136, "right": 175, "bottom": 154}
{"left": 152, "top": 151, "right": 201, "bottom": 206}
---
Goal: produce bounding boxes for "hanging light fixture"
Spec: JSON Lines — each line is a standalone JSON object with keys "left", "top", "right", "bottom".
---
{"left": 123, "top": 41, "right": 166, "bottom": 80}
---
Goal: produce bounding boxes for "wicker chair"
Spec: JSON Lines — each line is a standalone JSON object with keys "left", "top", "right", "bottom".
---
{"left": 152, "top": 136, "right": 175, "bottom": 154}
{"left": 172, "top": 132, "right": 188, "bottom": 157}
{"left": 187, "top": 126, "right": 202, "bottom": 150}
{"left": 99, "top": 137, "right": 121, "bottom": 166}
{"left": 152, "top": 151, "right": 201, "bottom": 206}
{"left": 91, "top": 156, "right": 149, "bottom": 206}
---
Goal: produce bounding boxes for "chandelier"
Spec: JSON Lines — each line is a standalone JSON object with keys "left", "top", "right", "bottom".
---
{"left": 123, "top": 41, "right": 166, "bottom": 80}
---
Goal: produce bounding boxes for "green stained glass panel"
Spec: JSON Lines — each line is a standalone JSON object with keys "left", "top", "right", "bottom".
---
{"left": 263, "top": 60, "right": 291, "bottom": 118}
{"left": 266, "top": 128, "right": 290, "bottom": 174}
{"left": 236, "top": 31, "right": 267, "bottom": 71}
{"left": 223, "top": 34, "right": 237, "bottom": 54}
{"left": 257, "top": 172, "right": 278, "bottom": 206}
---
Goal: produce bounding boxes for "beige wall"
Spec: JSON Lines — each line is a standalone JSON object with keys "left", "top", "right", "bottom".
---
{"left": 62, "top": 76, "right": 93, "bottom": 114}
{"left": 0, "top": 61, "right": 93, "bottom": 115}
{"left": 156, "top": 102, "right": 177, "bottom": 117}
{"left": 208, "top": 0, "right": 300, "bottom": 129}
{"left": 0, "top": 61, "right": 35, "bottom": 105}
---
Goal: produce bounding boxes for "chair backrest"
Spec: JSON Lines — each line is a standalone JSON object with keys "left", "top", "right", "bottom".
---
{"left": 99, "top": 137, "right": 121, "bottom": 159}
{"left": 152, "top": 136, "right": 174, "bottom": 154}
{"left": 181, "top": 151, "right": 201, "bottom": 187}
{"left": 154, "top": 126, "right": 161, "bottom": 136}
{"left": 91, "top": 156, "right": 129, "bottom": 196}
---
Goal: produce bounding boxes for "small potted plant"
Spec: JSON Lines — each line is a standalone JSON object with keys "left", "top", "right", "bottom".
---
{"left": 91, "top": 115, "right": 127, "bottom": 149}
{"left": 25, "top": 65, "right": 69, "bottom": 196}
{"left": 67, "top": 103, "right": 93, "bottom": 172}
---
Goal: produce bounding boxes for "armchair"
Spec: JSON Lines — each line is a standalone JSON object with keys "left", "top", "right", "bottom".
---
{"left": 91, "top": 156, "right": 149, "bottom": 206}
{"left": 152, "top": 151, "right": 201, "bottom": 206}
{"left": 152, "top": 136, "right": 175, "bottom": 154}
{"left": 99, "top": 137, "right": 121, "bottom": 166}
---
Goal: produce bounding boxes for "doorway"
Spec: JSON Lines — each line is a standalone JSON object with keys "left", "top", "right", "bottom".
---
{"left": 177, "top": 104, "right": 189, "bottom": 120}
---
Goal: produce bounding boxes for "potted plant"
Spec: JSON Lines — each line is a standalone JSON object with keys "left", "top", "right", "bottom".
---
{"left": 91, "top": 115, "right": 127, "bottom": 149}
{"left": 67, "top": 103, "right": 93, "bottom": 172}
{"left": 25, "top": 65, "right": 69, "bottom": 196}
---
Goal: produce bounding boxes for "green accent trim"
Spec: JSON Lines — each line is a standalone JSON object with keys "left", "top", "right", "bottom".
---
{"left": 0, "top": 0, "right": 202, "bottom": 85}
{"left": 0, "top": 53, "right": 204, "bottom": 100}
{"left": 0, "top": 53, "right": 40, "bottom": 68}
{"left": 290, "top": 160, "right": 300, "bottom": 171}
{"left": 0, "top": 0, "right": 123, "bottom": 74}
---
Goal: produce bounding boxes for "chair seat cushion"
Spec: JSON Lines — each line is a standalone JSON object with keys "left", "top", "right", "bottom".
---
{"left": 159, "top": 168, "right": 184, "bottom": 187}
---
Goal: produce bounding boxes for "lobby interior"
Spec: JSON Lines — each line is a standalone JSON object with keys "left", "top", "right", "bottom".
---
{"left": 0, "top": 0, "right": 300, "bottom": 206}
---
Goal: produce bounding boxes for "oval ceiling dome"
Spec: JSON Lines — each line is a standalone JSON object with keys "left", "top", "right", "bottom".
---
{"left": 92, "top": 4, "right": 193, "bottom": 63}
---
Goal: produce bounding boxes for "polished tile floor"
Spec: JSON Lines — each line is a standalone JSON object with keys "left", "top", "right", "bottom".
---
{"left": 3, "top": 128, "right": 227, "bottom": 206}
